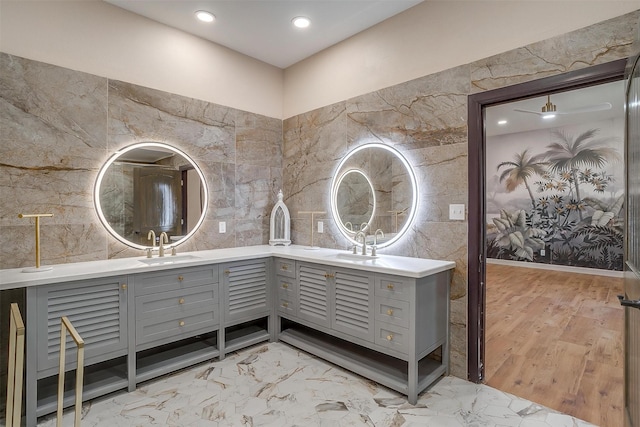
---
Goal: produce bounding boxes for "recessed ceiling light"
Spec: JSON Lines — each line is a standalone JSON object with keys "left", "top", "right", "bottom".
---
{"left": 497, "top": 120, "right": 507, "bottom": 125}
{"left": 195, "top": 10, "right": 215, "bottom": 23}
{"left": 292, "top": 16, "right": 311, "bottom": 29}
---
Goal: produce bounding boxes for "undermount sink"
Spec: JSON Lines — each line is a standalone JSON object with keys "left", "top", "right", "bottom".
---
{"left": 138, "top": 254, "right": 200, "bottom": 266}
{"left": 331, "top": 252, "right": 379, "bottom": 261}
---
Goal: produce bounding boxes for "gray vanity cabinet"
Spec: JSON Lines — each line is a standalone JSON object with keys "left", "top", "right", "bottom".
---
{"left": 275, "top": 258, "right": 297, "bottom": 317}
{"left": 32, "top": 276, "right": 129, "bottom": 375}
{"left": 278, "top": 262, "right": 450, "bottom": 405}
{"left": 297, "top": 262, "right": 331, "bottom": 328}
{"left": 26, "top": 276, "right": 129, "bottom": 423}
{"left": 294, "top": 262, "right": 374, "bottom": 340}
{"left": 222, "top": 258, "right": 271, "bottom": 324}
{"left": 133, "top": 265, "right": 219, "bottom": 350}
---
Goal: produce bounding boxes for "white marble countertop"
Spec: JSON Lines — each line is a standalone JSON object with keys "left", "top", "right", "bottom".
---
{"left": 0, "top": 245, "right": 456, "bottom": 290}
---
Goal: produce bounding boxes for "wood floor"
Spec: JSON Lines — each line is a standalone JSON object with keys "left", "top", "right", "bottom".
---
{"left": 485, "top": 263, "right": 624, "bottom": 427}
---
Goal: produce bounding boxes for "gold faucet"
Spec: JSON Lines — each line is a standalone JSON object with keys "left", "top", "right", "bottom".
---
{"left": 355, "top": 231, "right": 367, "bottom": 255}
{"left": 159, "top": 232, "right": 168, "bottom": 257}
{"left": 372, "top": 229, "right": 384, "bottom": 256}
{"left": 147, "top": 230, "right": 156, "bottom": 257}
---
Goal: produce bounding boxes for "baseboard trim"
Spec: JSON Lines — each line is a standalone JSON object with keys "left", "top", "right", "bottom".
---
{"left": 486, "top": 258, "right": 624, "bottom": 278}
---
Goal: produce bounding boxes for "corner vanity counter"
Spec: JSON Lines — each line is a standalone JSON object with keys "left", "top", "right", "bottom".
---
{"left": 0, "top": 245, "right": 454, "bottom": 425}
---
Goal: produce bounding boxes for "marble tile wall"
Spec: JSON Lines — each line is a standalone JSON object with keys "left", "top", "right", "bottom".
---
{"left": 283, "top": 10, "right": 639, "bottom": 378}
{"left": 0, "top": 53, "right": 283, "bottom": 268}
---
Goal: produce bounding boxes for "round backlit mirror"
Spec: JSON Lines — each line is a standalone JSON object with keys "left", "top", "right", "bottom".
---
{"left": 95, "top": 142, "right": 208, "bottom": 250}
{"left": 330, "top": 142, "right": 418, "bottom": 248}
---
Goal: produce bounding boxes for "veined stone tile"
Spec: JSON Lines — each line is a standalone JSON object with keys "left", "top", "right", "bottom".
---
{"left": 346, "top": 65, "right": 470, "bottom": 151}
{"left": 470, "top": 10, "right": 638, "bottom": 93}
{"left": 107, "top": 80, "right": 236, "bottom": 164}
{"left": 235, "top": 164, "right": 275, "bottom": 220}
{"left": 236, "top": 111, "right": 283, "bottom": 168}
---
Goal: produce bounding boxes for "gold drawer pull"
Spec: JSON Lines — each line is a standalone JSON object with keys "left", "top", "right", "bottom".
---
{"left": 387, "top": 309, "right": 394, "bottom": 316}
{"left": 179, "top": 321, "right": 185, "bottom": 327}
{"left": 282, "top": 302, "right": 289, "bottom": 308}
{"left": 282, "top": 283, "right": 289, "bottom": 289}
{"left": 177, "top": 275, "right": 184, "bottom": 282}
{"left": 387, "top": 283, "right": 395, "bottom": 290}
{"left": 121, "top": 284, "right": 127, "bottom": 290}
{"left": 224, "top": 270, "right": 230, "bottom": 275}
{"left": 179, "top": 298, "right": 185, "bottom": 304}
{"left": 282, "top": 264, "right": 289, "bottom": 271}
{"left": 386, "top": 334, "right": 394, "bottom": 341}
{"left": 324, "top": 273, "right": 334, "bottom": 279}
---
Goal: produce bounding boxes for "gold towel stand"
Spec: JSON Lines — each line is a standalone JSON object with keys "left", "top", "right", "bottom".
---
{"left": 57, "top": 316, "right": 85, "bottom": 427}
{"left": 6, "top": 303, "right": 25, "bottom": 427}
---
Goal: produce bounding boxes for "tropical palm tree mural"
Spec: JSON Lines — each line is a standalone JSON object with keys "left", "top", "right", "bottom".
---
{"left": 496, "top": 149, "right": 548, "bottom": 208}
{"left": 487, "top": 126, "right": 624, "bottom": 271}
{"left": 545, "top": 129, "right": 621, "bottom": 219}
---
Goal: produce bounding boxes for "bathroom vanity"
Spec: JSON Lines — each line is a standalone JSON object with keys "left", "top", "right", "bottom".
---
{"left": 1, "top": 246, "right": 454, "bottom": 426}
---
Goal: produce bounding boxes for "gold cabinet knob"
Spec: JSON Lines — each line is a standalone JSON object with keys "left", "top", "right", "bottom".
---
{"left": 224, "top": 270, "right": 231, "bottom": 275}
{"left": 282, "top": 264, "right": 289, "bottom": 271}
{"left": 177, "top": 275, "right": 184, "bottom": 282}
{"left": 282, "top": 302, "right": 289, "bottom": 308}
{"left": 282, "top": 283, "right": 289, "bottom": 289}
{"left": 179, "top": 320, "right": 185, "bottom": 327}
{"left": 121, "top": 284, "right": 127, "bottom": 290}
{"left": 386, "top": 334, "right": 394, "bottom": 341}
{"left": 387, "top": 309, "right": 393, "bottom": 316}
{"left": 387, "top": 283, "right": 394, "bottom": 290}
{"left": 179, "top": 298, "right": 185, "bottom": 304}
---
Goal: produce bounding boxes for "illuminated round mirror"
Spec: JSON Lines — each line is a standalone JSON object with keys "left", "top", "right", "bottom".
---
{"left": 335, "top": 169, "right": 376, "bottom": 234}
{"left": 330, "top": 142, "right": 418, "bottom": 248}
{"left": 95, "top": 142, "right": 208, "bottom": 250}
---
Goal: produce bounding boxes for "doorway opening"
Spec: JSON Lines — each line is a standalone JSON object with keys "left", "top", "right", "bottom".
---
{"left": 467, "top": 59, "right": 627, "bottom": 425}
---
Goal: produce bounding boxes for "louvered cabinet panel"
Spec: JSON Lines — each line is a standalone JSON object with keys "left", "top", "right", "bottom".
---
{"left": 297, "top": 263, "right": 331, "bottom": 328}
{"left": 332, "top": 269, "right": 374, "bottom": 341}
{"left": 223, "top": 259, "right": 270, "bottom": 322}
{"left": 36, "top": 276, "right": 128, "bottom": 375}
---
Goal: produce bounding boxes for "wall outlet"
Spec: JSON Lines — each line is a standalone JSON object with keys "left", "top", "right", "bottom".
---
{"left": 219, "top": 221, "right": 226, "bottom": 233}
{"left": 317, "top": 221, "right": 324, "bottom": 233}
{"left": 449, "top": 204, "right": 465, "bottom": 221}
{"left": 540, "top": 248, "right": 546, "bottom": 256}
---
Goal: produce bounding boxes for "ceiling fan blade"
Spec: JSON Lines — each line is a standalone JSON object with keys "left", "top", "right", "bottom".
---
{"left": 513, "top": 102, "right": 612, "bottom": 116}
{"left": 513, "top": 108, "right": 544, "bottom": 115}
{"left": 555, "top": 102, "right": 612, "bottom": 115}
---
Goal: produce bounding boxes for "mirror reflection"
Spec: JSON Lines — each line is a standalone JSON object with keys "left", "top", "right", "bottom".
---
{"left": 95, "top": 142, "right": 208, "bottom": 249}
{"left": 331, "top": 143, "right": 418, "bottom": 248}
{"left": 335, "top": 170, "right": 376, "bottom": 233}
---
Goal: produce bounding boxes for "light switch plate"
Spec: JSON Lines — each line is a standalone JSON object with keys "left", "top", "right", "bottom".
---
{"left": 449, "top": 204, "right": 465, "bottom": 221}
{"left": 219, "top": 221, "right": 226, "bottom": 233}
{"left": 317, "top": 221, "right": 324, "bottom": 233}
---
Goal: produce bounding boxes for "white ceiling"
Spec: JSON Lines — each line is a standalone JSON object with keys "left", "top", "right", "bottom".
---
{"left": 104, "top": 0, "right": 423, "bottom": 69}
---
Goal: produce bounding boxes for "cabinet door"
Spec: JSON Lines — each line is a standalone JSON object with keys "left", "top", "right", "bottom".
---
{"left": 36, "top": 276, "right": 128, "bottom": 375}
{"left": 223, "top": 259, "right": 270, "bottom": 323}
{"left": 297, "top": 263, "right": 331, "bottom": 328}
{"left": 332, "top": 268, "right": 374, "bottom": 341}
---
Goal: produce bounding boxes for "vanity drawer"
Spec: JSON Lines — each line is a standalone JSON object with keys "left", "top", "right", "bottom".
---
{"left": 375, "top": 321, "right": 408, "bottom": 354}
{"left": 276, "top": 275, "right": 296, "bottom": 297}
{"left": 274, "top": 258, "right": 296, "bottom": 278}
{"left": 277, "top": 292, "right": 296, "bottom": 316}
{"left": 134, "top": 265, "right": 218, "bottom": 296}
{"left": 136, "top": 308, "right": 218, "bottom": 347}
{"left": 374, "top": 297, "right": 410, "bottom": 328}
{"left": 375, "top": 275, "right": 412, "bottom": 301}
{"left": 135, "top": 285, "right": 218, "bottom": 319}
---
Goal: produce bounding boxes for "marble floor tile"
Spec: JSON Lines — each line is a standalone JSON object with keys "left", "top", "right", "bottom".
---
{"left": 38, "top": 342, "right": 596, "bottom": 427}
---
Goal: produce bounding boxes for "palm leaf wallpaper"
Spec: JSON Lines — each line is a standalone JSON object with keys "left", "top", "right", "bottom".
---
{"left": 486, "top": 122, "right": 624, "bottom": 271}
